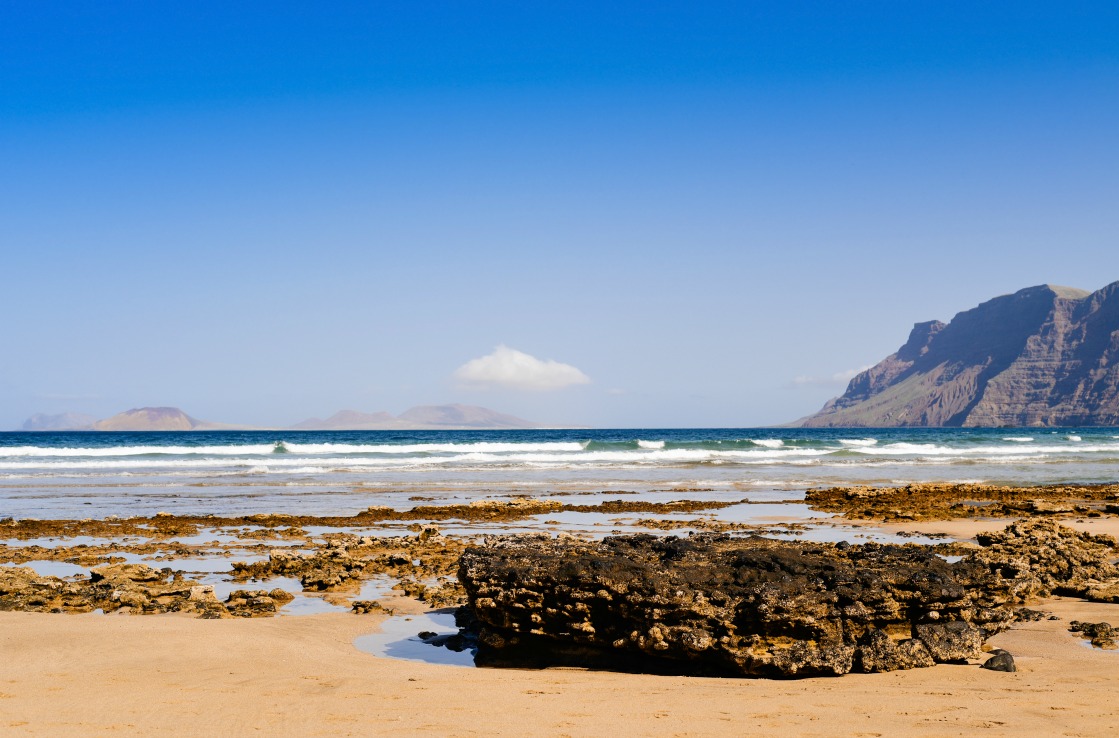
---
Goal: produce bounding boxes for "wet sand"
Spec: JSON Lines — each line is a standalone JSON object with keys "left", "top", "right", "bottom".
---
{"left": 1, "top": 596, "right": 1117, "bottom": 737}
{"left": 4, "top": 493, "right": 1119, "bottom": 736}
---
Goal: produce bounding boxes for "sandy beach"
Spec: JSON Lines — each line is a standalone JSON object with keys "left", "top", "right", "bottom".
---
{"left": 0, "top": 595, "right": 1117, "bottom": 737}
{"left": 5, "top": 479, "right": 1119, "bottom": 736}
{"left": 4, "top": 503, "right": 1119, "bottom": 736}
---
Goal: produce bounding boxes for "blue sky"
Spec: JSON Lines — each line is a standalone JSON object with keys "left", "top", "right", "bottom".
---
{"left": 2, "top": 2, "right": 1117, "bottom": 428}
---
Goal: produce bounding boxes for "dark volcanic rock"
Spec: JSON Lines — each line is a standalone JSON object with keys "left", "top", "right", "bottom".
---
{"left": 980, "top": 649, "right": 1017, "bottom": 672}
{"left": 1069, "top": 621, "right": 1118, "bottom": 649}
{"left": 800, "top": 282, "right": 1119, "bottom": 427}
{"left": 458, "top": 533, "right": 1020, "bottom": 678}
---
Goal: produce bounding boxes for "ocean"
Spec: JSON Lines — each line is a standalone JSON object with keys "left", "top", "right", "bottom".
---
{"left": 2, "top": 427, "right": 1118, "bottom": 520}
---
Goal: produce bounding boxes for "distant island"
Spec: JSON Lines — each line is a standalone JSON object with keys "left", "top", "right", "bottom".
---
{"left": 290, "top": 404, "right": 539, "bottom": 430}
{"left": 800, "top": 281, "right": 1119, "bottom": 427}
{"left": 19, "top": 404, "right": 542, "bottom": 431}
{"left": 20, "top": 413, "right": 99, "bottom": 432}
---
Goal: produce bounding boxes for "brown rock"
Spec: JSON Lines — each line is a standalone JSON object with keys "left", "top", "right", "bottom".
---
{"left": 458, "top": 533, "right": 1019, "bottom": 678}
{"left": 800, "top": 282, "right": 1119, "bottom": 427}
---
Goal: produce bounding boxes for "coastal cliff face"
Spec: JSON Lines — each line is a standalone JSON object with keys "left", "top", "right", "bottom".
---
{"left": 802, "top": 282, "right": 1119, "bottom": 427}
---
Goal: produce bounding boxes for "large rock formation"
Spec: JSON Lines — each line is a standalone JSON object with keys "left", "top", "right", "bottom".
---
{"left": 460, "top": 534, "right": 1003, "bottom": 677}
{"left": 801, "top": 282, "right": 1119, "bottom": 426}
{"left": 457, "top": 522, "right": 1119, "bottom": 678}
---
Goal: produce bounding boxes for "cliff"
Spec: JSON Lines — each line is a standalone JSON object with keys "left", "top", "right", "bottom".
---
{"left": 801, "top": 282, "right": 1119, "bottom": 427}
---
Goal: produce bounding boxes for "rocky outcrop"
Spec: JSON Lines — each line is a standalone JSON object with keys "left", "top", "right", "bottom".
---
{"left": 971, "top": 519, "right": 1119, "bottom": 602}
{"left": 224, "top": 588, "right": 295, "bottom": 617}
{"left": 231, "top": 528, "right": 467, "bottom": 608}
{"left": 1069, "top": 621, "right": 1117, "bottom": 649}
{"left": 0, "top": 563, "right": 227, "bottom": 616}
{"left": 459, "top": 534, "right": 1009, "bottom": 677}
{"left": 801, "top": 282, "right": 1119, "bottom": 426}
{"left": 804, "top": 482, "right": 1119, "bottom": 521}
{"left": 457, "top": 521, "right": 1119, "bottom": 678}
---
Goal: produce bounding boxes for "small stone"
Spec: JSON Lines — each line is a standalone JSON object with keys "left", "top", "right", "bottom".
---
{"left": 980, "top": 649, "right": 1016, "bottom": 672}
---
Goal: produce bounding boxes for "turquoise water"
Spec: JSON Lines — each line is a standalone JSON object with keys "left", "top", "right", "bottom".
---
{"left": 1, "top": 428, "right": 1117, "bottom": 519}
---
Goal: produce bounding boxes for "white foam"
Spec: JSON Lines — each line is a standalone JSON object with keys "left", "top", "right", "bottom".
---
{"left": 637, "top": 440, "right": 665, "bottom": 450}
{"left": 277, "top": 441, "right": 588, "bottom": 454}
{"left": 750, "top": 439, "right": 785, "bottom": 448}
{"left": 850, "top": 442, "right": 1119, "bottom": 457}
{"left": 838, "top": 439, "right": 878, "bottom": 447}
{"left": 0, "top": 440, "right": 590, "bottom": 460}
{"left": 0, "top": 446, "right": 836, "bottom": 473}
{"left": 871, "top": 442, "right": 942, "bottom": 453}
{"left": 1067, "top": 435, "right": 1082, "bottom": 442}
{"left": 1003, "top": 437, "right": 1034, "bottom": 442}
{"left": 0, "top": 444, "right": 278, "bottom": 458}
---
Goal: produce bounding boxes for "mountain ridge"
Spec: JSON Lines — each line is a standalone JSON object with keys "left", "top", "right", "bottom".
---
{"left": 18, "top": 404, "right": 543, "bottom": 431}
{"left": 800, "top": 282, "right": 1119, "bottom": 427}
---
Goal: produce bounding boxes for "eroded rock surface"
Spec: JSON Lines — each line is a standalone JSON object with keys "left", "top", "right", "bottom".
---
{"left": 459, "top": 534, "right": 1014, "bottom": 678}
{"left": 458, "top": 521, "right": 1119, "bottom": 678}
{"left": 231, "top": 528, "right": 467, "bottom": 607}
{"left": 0, "top": 563, "right": 225, "bottom": 616}
{"left": 971, "top": 520, "right": 1119, "bottom": 602}
{"left": 805, "top": 482, "right": 1119, "bottom": 521}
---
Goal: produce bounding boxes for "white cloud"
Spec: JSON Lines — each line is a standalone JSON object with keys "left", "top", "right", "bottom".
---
{"left": 454, "top": 345, "right": 591, "bottom": 391}
{"left": 789, "top": 365, "right": 873, "bottom": 388}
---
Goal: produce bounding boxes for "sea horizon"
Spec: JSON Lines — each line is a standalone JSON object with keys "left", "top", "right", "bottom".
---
{"left": 4, "top": 427, "right": 1117, "bottom": 520}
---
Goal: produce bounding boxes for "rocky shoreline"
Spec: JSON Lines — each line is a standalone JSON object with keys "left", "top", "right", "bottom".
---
{"left": 4, "top": 484, "right": 1119, "bottom": 680}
